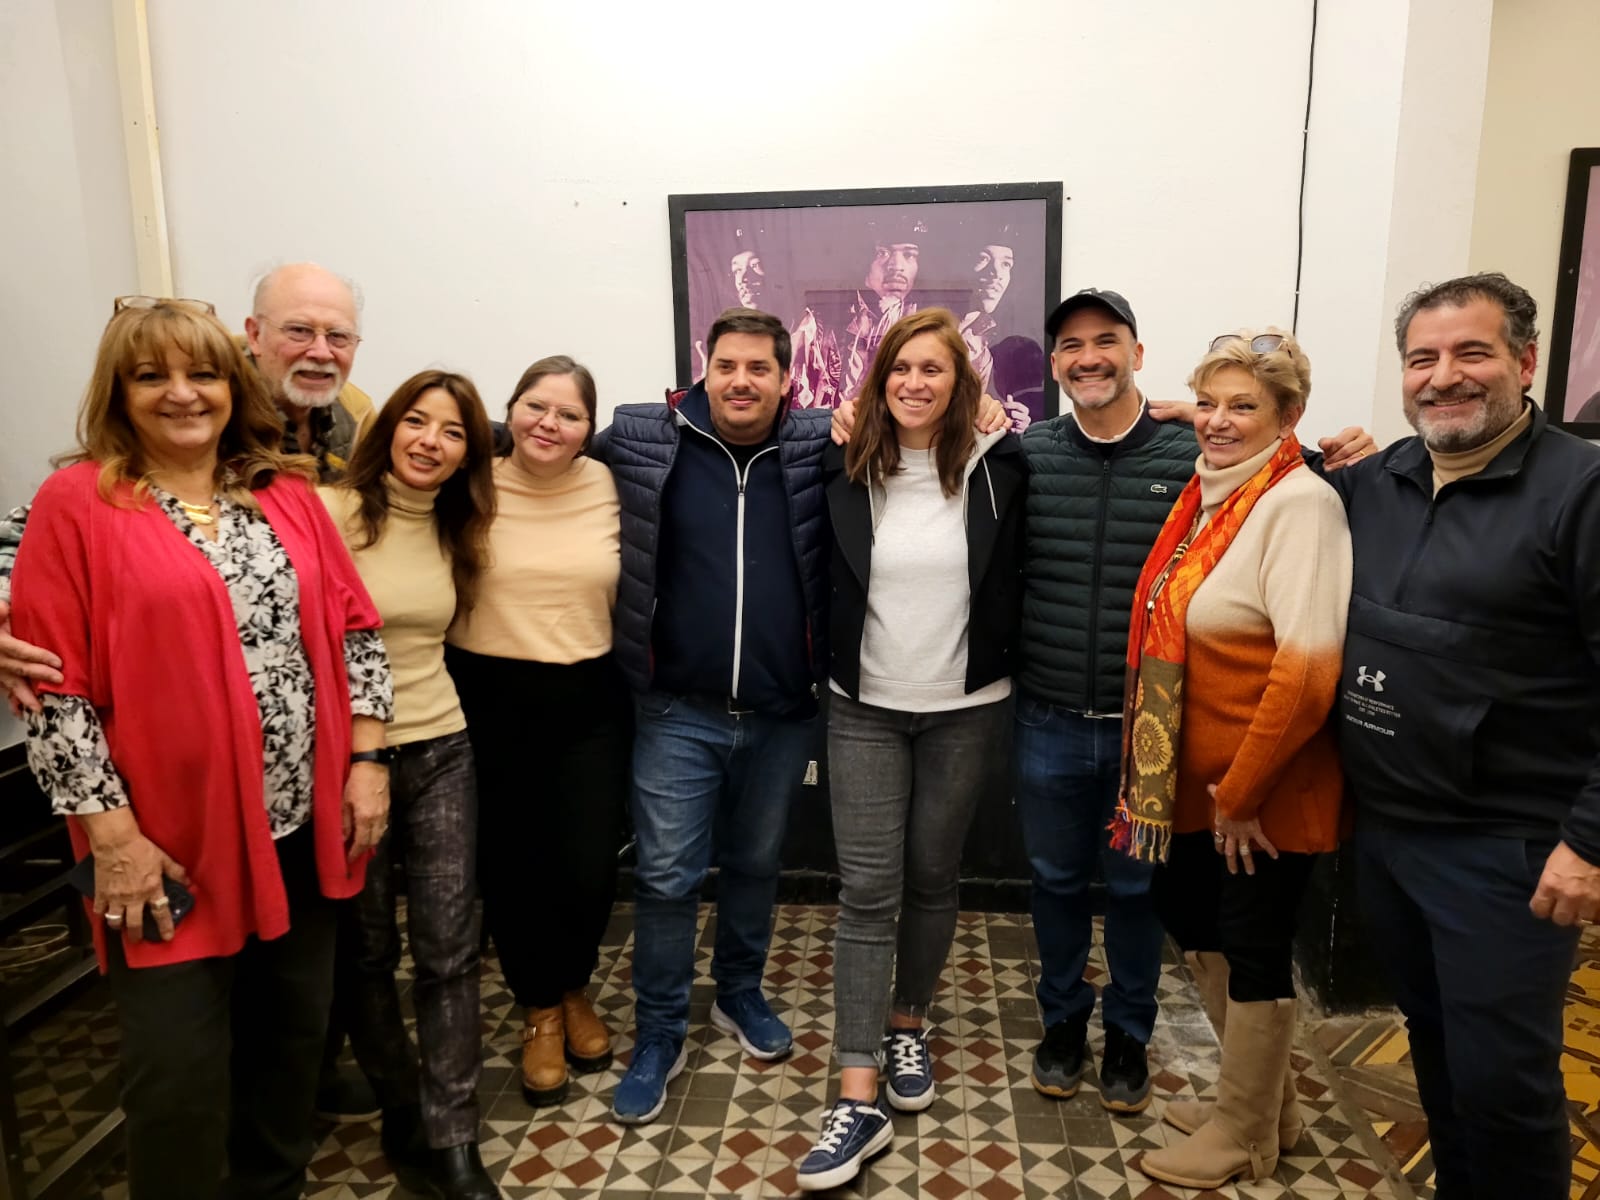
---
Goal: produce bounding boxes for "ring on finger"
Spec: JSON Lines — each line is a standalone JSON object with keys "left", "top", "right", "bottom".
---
{"left": 1240, "top": 844, "right": 1254, "bottom": 855}
{"left": 104, "top": 913, "right": 124, "bottom": 925}
{"left": 150, "top": 896, "right": 171, "bottom": 909}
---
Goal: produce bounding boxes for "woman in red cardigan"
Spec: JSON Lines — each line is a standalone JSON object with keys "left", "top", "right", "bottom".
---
{"left": 11, "top": 297, "right": 393, "bottom": 1200}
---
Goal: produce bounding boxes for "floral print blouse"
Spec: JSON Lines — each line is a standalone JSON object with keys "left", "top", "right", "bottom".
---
{"left": 23, "top": 490, "right": 393, "bottom": 837}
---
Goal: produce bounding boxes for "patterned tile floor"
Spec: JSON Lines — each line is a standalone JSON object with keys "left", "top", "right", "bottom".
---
{"left": 1315, "top": 924, "right": 1600, "bottom": 1200}
{"left": 15, "top": 903, "right": 1428, "bottom": 1199}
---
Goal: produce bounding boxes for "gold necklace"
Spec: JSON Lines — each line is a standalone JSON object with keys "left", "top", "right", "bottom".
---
{"left": 177, "top": 499, "right": 215, "bottom": 526}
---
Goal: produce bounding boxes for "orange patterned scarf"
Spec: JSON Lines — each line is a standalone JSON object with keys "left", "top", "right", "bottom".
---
{"left": 1110, "top": 436, "right": 1305, "bottom": 862}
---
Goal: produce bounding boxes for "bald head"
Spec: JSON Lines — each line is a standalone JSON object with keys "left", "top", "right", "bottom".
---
{"left": 244, "top": 262, "right": 362, "bottom": 411}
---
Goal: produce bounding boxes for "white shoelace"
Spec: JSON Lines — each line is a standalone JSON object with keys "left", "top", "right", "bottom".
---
{"left": 814, "top": 1103, "right": 870, "bottom": 1153}
{"left": 888, "top": 1031, "right": 926, "bottom": 1077}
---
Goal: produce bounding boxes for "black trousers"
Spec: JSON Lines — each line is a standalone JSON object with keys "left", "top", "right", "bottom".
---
{"left": 1356, "top": 815, "right": 1575, "bottom": 1200}
{"left": 345, "top": 729, "right": 483, "bottom": 1148}
{"left": 106, "top": 825, "right": 337, "bottom": 1200}
{"left": 448, "top": 648, "right": 630, "bottom": 1009}
{"left": 1151, "top": 829, "right": 1315, "bottom": 1002}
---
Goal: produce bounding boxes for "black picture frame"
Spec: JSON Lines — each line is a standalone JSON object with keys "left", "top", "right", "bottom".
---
{"left": 668, "top": 182, "right": 1064, "bottom": 424}
{"left": 1546, "top": 148, "right": 1600, "bottom": 436}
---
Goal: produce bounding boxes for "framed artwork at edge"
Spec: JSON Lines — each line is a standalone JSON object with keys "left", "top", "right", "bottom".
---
{"left": 668, "top": 182, "right": 1065, "bottom": 433}
{"left": 1547, "top": 148, "right": 1600, "bottom": 437}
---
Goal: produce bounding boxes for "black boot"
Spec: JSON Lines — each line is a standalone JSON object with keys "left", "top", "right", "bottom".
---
{"left": 430, "top": 1142, "right": 501, "bottom": 1200}
{"left": 380, "top": 1104, "right": 436, "bottom": 1196}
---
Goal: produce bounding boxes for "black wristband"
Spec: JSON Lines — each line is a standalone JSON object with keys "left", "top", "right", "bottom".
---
{"left": 350, "top": 748, "right": 396, "bottom": 767}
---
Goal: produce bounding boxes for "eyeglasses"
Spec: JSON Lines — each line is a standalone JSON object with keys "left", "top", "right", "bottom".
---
{"left": 256, "top": 316, "right": 362, "bottom": 351}
{"left": 523, "top": 399, "right": 590, "bottom": 429}
{"left": 1209, "top": 333, "right": 1288, "bottom": 354}
{"left": 113, "top": 295, "right": 217, "bottom": 316}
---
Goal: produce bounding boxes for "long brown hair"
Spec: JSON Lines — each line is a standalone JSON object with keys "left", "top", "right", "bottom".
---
{"left": 845, "top": 307, "right": 979, "bottom": 497}
{"left": 337, "top": 370, "right": 497, "bottom": 611}
{"left": 62, "top": 301, "right": 312, "bottom": 505}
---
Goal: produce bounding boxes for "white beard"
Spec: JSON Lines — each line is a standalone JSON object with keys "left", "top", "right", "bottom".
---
{"left": 280, "top": 363, "right": 345, "bottom": 409}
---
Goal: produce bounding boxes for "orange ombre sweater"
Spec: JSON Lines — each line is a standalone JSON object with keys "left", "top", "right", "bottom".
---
{"left": 1174, "top": 442, "right": 1353, "bottom": 853}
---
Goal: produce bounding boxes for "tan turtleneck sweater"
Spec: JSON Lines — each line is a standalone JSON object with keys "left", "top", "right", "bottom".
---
{"left": 1429, "top": 402, "right": 1533, "bottom": 492}
{"left": 1174, "top": 438, "right": 1354, "bottom": 853}
{"left": 446, "top": 454, "right": 620, "bottom": 664}
{"left": 319, "top": 477, "right": 466, "bottom": 745}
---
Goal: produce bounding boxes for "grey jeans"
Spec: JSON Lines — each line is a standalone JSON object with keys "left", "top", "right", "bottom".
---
{"left": 827, "top": 693, "right": 1010, "bottom": 1067}
{"left": 347, "top": 729, "right": 483, "bottom": 1148}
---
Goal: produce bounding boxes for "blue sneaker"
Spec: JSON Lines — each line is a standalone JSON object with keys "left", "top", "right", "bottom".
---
{"left": 884, "top": 1028, "right": 935, "bottom": 1112}
{"left": 611, "top": 1035, "right": 687, "bottom": 1125}
{"left": 711, "top": 990, "right": 793, "bottom": 1060}
{"left": 795, "top": 1099, "right": 893, "bottom": 1192}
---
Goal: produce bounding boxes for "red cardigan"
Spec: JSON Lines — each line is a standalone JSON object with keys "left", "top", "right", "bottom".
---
{"left": 12, "top": 463, "right": 382, "bottom": 969}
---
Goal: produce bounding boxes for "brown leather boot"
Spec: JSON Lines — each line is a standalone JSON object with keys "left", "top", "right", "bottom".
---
{"left": 1139, "top": 997, "right": 1296, "bottom": 1189}
{"left": 521, "top": 1006, "right": 568, "bottom": 1106}
{"left": 1163, "top": 953, "right": 1303, "bottom": 1148}
{"left": 562, "top": 989, "right": 613, "bottom": 1073}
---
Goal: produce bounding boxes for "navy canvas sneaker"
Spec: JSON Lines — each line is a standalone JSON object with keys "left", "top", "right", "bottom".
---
{"left": 711, "top": 990, "right": 793, "bottom": 1060}
{"left": 883, "top": 1027, "right": 935, "bottom": 1112}
{"left": 795, "top": 1099, "right": 893, "bottom": 1192}
{"left": 611, "top": 1035, "right": 687, "bottom": 1125}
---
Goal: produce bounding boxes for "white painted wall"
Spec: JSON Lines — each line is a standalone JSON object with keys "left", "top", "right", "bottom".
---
{"left": 1470, "top": 0, "right": 1600, "bottom": 408}
{"left": 142, "top": 0, "right": 1317, "bottom": 428}
{"left": 1297, "top": 0, "right": 1495, "bottom": 448}
{"left": 0, "top": 0, "right": 139, "bottom": 751}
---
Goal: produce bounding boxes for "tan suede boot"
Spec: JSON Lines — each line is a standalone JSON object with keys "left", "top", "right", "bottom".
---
{"left": 521, "top": 1005, "right": 569, "bottom": 1106}
{"left": 1138, "top": 997, "right": 1295, "bottom": 1189}
{"left": 1163, "top": 954, "right": 1303, "bottom": 1149}
{"left": 562, "top": 988, "right": 613, "bottom": 1072}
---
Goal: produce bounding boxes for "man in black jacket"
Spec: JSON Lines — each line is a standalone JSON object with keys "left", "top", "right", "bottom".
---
{"left": 591, "top": 309, "right": 832, "bottom": 1126}
{"left": 1333, "top": 273, "right": 1600, "bottom": 1200}
{"left": 1015, "top": 289, "right": 1374, "bottom": 1116}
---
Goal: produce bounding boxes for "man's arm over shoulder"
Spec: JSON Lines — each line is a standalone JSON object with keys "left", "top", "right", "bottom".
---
{"left": 1553, "top": 453, "right": 1600, "bottom": 867}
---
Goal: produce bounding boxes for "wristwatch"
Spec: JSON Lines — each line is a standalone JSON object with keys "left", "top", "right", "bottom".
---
{"left": 350, "top": 748, "right": 397, "bottom": 767}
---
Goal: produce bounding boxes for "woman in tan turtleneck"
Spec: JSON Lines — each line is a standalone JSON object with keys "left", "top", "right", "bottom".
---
{"left": 318, "top": 369, "right": 500, "bottom": 1197}
{"left": 444, "top": 356, "right": 626, "bottom": 1110}
{"left": 1120, "top": 330, "right": 1352, "bottom": 1192}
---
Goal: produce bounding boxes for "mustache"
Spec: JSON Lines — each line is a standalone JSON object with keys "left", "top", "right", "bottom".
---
{"left": 1418, "top": 382, "right": 1488, "bottom": 404}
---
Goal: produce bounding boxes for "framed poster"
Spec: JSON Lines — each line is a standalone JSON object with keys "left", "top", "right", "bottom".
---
{"left": 668, "top": 182, "right": 1063, "bottom": 432}
{"left": 1546, "top": 148, "right": 1600, "bottom": 436}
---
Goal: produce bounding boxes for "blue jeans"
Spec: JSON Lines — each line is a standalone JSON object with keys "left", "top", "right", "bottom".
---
{"left": 629, "top": 691, "right": 817, "bottom": 1044}
{"left": 1356, "top": 816, "right": 1575, "bottom": 1200}
{"left": 1012, "top": 696, "right": 1163, "bottom": 1042}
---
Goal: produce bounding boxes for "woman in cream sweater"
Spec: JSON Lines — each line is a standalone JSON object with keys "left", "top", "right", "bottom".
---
{"left": 445, "top": 356, "right": 627, "bottom": 1109}
{"left": 320, "top": 369, "right": 499, "bottom": 1200}
{"left": 1116, "top": 329, "right": 1352, "bottom": 1191}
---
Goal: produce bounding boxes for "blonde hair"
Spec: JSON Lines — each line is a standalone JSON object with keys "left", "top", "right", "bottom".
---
{"left": 61, "top": 301, "right": 314, "bottom": 505}
{"left": 1187, "top": 327, "right": 1312, "bottom": 417}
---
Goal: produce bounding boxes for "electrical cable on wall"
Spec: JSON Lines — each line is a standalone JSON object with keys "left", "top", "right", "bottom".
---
{"left": 1292, "top": 0, "right": 1319, "bottom": 333}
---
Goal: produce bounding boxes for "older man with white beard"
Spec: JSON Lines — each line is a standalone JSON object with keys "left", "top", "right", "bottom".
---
{"left": 244, "top": 262, "right": 375, "bottom": 475}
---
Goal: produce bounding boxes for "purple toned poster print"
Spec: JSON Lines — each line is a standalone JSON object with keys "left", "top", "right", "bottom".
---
{"left": 1565, "top": 166, "right": 1600, "bottom": 424}
{"left": 681, "top": 198, "right": 1052, "bottom": 432}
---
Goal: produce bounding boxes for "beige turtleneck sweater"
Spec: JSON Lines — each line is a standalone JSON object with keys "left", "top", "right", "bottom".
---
{"left": 1174, "top": 438, "right": 1353, "bottom": 853}
{"left": 1429, "top": 403, "right": 1533, "bottom": 492}
{"left": 319, "top": 477, "right": 466, "bottom": 745}
{"left": 446, "top": 454, "right": 620, "bottom": 664}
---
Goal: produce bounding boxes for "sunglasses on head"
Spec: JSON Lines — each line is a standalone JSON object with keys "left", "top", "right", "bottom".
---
{"left": 1209, "top": 333, "right": 1287, "bottom": 354}
{"left": 113, "top": 295, "right": 217, "bottom": 317}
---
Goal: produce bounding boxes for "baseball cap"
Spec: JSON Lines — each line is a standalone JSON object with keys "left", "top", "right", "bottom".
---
{"left": 1045, "top": 288, "right": 1138, "bottom": 342}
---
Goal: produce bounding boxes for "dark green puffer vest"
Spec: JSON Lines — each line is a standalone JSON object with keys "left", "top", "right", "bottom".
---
{"left": 1018, "top": 408, "right": 1197, "bottom": 713}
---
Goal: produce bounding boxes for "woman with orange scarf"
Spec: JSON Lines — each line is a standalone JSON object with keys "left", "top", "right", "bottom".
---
{"left": 1114, "top": 330, "right": 1352, "bottom": 1191}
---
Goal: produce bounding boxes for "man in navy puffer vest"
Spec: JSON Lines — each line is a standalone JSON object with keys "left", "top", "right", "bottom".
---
{"left": 591, "top": 309, "right": 831, "bottom": 1125}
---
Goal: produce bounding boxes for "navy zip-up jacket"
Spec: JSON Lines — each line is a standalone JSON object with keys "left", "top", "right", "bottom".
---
{"left": 591, "top": 384, "right": 831, "bottom": 717}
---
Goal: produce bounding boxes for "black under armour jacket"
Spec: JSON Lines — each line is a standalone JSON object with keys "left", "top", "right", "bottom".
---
{"left": 1328, "top": 402, "right": 1600, "bottom": 861}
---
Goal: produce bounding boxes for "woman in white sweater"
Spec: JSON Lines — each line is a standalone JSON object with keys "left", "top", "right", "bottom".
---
{"left": 796, "top": 308, "right": 1028, "bottom": 1191}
